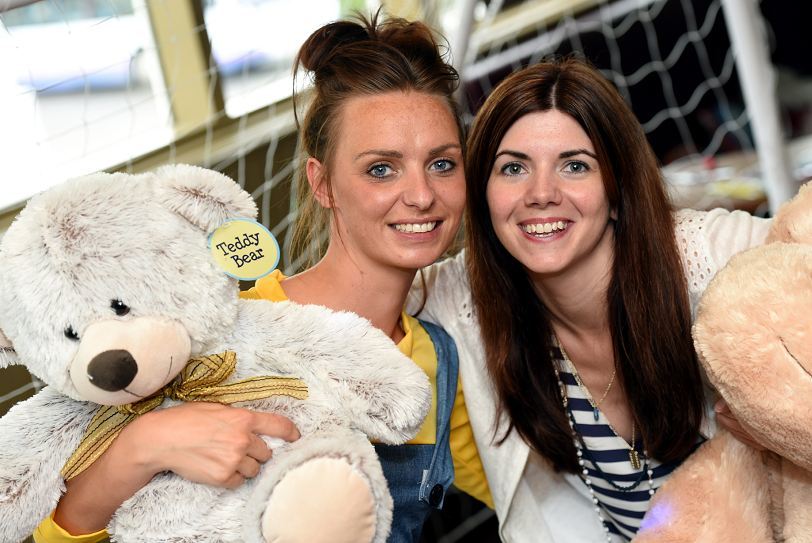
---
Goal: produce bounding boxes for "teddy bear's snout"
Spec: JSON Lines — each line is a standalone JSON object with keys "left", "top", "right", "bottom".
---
{"left": 87, "top": 349, "right": 138, "bottom": 391}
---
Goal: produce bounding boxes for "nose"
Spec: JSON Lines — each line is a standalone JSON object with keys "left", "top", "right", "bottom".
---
{"left": 524, "top": 172, "right": 561, "bottom": 208}
{"left": 402, "top": 171, "right": 435, "bottom": 210}
{"left": 87, "top": 349, "right": 138, "bottom": 391}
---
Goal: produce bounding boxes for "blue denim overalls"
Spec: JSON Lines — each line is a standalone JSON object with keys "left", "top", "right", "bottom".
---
{"left": 374, "top": 320, "right": 459, "bottom": 543}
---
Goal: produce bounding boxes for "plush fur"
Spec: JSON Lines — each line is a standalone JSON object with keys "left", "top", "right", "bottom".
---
{"left": 0, "top": 165, "right": 431, "bottom": 543}
{"left": 636, "top": 186, "right": 812, "bottom": 542}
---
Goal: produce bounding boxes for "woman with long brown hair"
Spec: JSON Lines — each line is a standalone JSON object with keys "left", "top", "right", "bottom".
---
{"left": 411, "top": 57, "right": 771, "bottom": 541}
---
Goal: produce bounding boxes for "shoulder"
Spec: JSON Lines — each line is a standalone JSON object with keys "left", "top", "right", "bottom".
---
{"left": 673, "top": 208, "right": 771, "bottom": 311}
{"left": 407, "top": 251, "right": 474, "bottom": 326}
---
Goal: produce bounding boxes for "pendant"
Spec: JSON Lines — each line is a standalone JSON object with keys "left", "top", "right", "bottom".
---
{"left": 593, "top": 407, "right": 600, "bottom": 421}
{"left": 629, "top": 449, "right": 641, "bottom": 470}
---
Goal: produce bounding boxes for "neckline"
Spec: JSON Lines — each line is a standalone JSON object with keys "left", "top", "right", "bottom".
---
{"left": 554, "top": 338, "right": 633, "bottom": 449}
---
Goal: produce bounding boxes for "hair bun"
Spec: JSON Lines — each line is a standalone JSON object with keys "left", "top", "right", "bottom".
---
{"left": 297, "top": 20, "right": 369, "bottom": 75}
{"left": 377, "top": 18, "right": 447, "bottom": 69}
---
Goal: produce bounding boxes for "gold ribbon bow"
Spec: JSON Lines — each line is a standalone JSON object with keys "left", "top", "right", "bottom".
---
{"left": 62, "top": 351, "right": 308, "bottom": 480}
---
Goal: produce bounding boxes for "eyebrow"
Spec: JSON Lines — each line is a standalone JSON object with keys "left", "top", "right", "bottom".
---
{"left": 428, "top": 143, "right": 463, "bottom": 156}
{"left": 494, "top": 148, "right": 597, "bottom": 160}
{"left": 560, "top": 148, "right": 597, "bottom": 159}
{"left": 355, "top": 149, "right": 402, "bottom": 161}
{"left": 354, "top": 143, "right": 461, "bottom": 162}
{"left": 494, "top": 150, "right": 530, "bottom": 161}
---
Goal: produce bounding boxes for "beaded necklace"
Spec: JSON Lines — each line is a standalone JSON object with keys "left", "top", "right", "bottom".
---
{"left": 553, "top": 340, "right": 656, "bottom": 541}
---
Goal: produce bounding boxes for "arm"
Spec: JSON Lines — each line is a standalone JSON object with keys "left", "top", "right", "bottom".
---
{"left": 37, "top": 402, "right": 298, "bottom": 539}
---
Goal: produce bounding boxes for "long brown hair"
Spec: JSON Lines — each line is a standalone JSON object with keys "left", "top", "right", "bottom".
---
{"left": 289, "top": 12, "right": 462, "bottom": 268}
{"left": 466, "top": 57, "right": 704, "bottom": 472}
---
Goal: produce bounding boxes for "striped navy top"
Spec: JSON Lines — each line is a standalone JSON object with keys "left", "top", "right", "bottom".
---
{"left": 553, "top": 347, "right": 696, "bottom": 542}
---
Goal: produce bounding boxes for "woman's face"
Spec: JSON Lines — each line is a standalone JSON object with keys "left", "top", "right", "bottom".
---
{"left": 313, "top": 91, "right": 465, "bottom": 272}
{"left": 486, "top": 109, "right": 615, "bottom": 279}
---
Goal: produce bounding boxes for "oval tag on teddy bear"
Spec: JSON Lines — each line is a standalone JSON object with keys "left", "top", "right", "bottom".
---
{"left": 209, "top": 219, "right": 280, "bottom": 280}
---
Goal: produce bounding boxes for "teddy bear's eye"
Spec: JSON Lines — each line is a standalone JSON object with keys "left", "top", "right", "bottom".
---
{"left": 110, "top": 300, "right": 130, "bottom": 316}
{"left": 64, "top": 326, "right": 80, "bottom": 341}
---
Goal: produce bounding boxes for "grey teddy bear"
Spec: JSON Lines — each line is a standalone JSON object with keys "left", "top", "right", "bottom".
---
{"left": 0, "top": 164, "right": 430, "bottom": 543}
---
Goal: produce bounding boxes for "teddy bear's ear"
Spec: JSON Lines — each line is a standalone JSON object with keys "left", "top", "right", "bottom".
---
{"left": 767, "top": 181, "right": 812, "bottom": 244}
{"left": 153, "top": 164, "right": 258, "bottom": 233}
{"left": 0, "top": 327, "right": 18, "bottom": 368}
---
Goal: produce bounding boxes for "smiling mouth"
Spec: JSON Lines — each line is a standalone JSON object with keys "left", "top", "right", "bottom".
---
{"left": 521, "top": 221, "right": 568, "bottom": 236}
{"left": 780, "top": 337, "right": 812, "bottom": 379}
{"left": 393, "top": 221, "right": 438, "bottom": 233}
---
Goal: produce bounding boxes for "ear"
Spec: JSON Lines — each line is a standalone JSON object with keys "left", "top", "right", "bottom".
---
{"left": 767, "top": 181, "right": 812, "bottom": 244}
{"left": 306, "top": 158, "right": 332, "bottom": 209}
{"left": 153, "top": 164, "right": 258, "bottom": 233}
{"left": 0, "top": 327, "right": 18, "bottom": 368}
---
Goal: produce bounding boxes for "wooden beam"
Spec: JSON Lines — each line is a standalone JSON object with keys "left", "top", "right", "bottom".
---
{"left": 145, "top": 0, "right": 224, "bottom": 137}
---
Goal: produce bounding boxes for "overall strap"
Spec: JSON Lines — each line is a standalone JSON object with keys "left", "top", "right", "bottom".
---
{"left": 416, "top": 319, "right": 459, "bottom": 509}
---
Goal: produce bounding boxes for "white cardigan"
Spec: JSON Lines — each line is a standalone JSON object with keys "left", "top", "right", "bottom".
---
{"left": 407, "top": 209, "right": 772, "bottom": 542}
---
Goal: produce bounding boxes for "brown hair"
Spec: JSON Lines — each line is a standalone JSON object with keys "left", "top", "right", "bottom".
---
{"left": 466, "top": 57, "right": 704, "bottom": 472}
{"left": 289, "top": 12, "right": 462, "bottom": 268}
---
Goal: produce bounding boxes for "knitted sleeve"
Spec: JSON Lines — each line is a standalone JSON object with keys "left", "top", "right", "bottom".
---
{"left": 674, "top": 208, "right": 772, "bottom": 314}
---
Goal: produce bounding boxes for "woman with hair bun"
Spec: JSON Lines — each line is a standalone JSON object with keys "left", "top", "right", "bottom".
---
{"left": 33, "top": 12, "right": 489, "bottom": 543}
{"left": 243, "top": 12, "right": 490, "bottom": 542}
{"left": 411, "top": 57, "right": 771, "bottom": 541}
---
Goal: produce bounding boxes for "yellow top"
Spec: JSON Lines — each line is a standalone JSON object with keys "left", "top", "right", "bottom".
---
{"left": 35, "top": 270, "right": 492, "bottom": 542}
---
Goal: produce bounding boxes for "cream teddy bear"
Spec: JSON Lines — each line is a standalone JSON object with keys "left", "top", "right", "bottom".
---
{"left": 636, "top": 185, "right": 812, "bottom": 542}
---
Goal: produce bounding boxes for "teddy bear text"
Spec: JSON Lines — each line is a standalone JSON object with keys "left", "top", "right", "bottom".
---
{"left": 215, "top": 233, "right": 267, "bottom": 268}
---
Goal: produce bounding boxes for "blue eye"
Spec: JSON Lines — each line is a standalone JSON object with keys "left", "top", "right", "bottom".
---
{"left": 430, "top": 159, "right": 455, "bottom": 173}
{"left": 368, "top": 164, "right": 393, "bottom": 178}
{"left": 500, "top": 162, "right": 526, "bottom": 176}
{"left": 564, "top": 161, "right": 590, "bottom": 174}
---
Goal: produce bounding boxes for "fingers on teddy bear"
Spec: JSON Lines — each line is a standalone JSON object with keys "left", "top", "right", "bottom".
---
{"left": 635, "top": 186, "right": 812, "bottom": 542}
{"left": 0, "top": 165, "right": 429, "bottom": 543}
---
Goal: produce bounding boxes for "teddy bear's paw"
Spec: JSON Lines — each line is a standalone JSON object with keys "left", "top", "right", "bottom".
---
{"left": 261, "top": 457, "right": 376, "bottom": 543}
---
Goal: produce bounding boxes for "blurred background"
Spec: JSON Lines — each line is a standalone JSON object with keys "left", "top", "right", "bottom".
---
{"left": 1, "top": 0, "right": 810, "bottom": 541}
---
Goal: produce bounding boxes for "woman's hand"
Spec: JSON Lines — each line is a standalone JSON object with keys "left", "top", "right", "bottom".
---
{"left": 714, "top": 399, "right": 765, "bottom": 451}
{"left": 133, "top": 402, "right": 300, "bottom": 487}
{"left": 52, "top": 402, "right": 299, "bottom": 535}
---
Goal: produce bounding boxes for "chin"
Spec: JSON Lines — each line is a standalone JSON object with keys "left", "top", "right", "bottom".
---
{"left": 393, "top": 252, "right": 444, "bottom": 271}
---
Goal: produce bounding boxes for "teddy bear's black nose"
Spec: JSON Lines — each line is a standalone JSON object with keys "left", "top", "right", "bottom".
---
{"left": 87, "top": 349, "right": 138, "bottom": 391}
